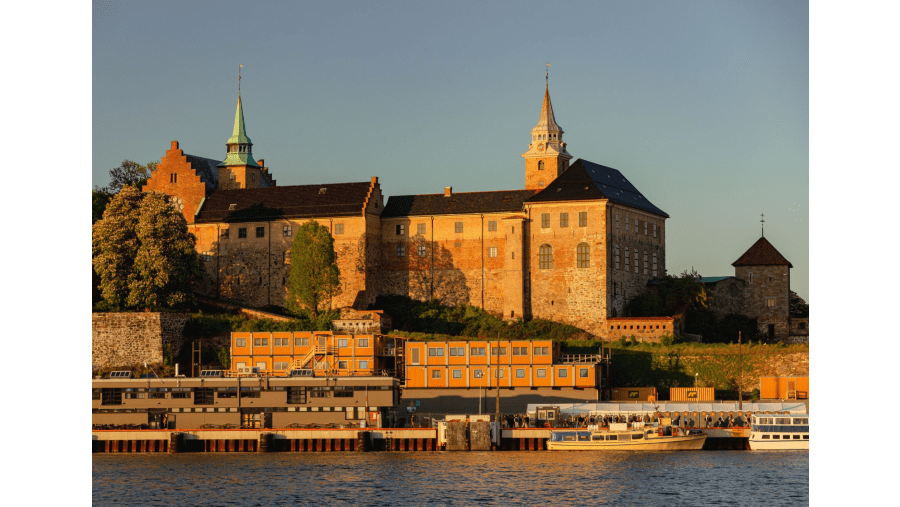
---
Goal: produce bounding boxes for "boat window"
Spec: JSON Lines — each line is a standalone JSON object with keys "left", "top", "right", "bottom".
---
{"left": 803, "top": 435, "right": 809, "bottom": 440}
{"left": 632, "top": 432, "right": 644, "bottom": 440}
{"left": 564, "top": 436, "right": 576, "bottom": 441}
{"left": 606, "top": 434, "right": 618, "bottom": 441}
{"left": 775, "top": 418, "right": 790, "bottom": 424}
{"left": 578, "top": 432, "right": 591, "bottom": 441}
{"left": 792, "top": 435, "right": 801, "bottom": 439}
{"left": 783, "top": 435, "right": 790, "bottom": 439}
{"left": 762, "top": 435, "right": 770, "bottom": 439}
{"left": 772, "top": 435, "right": 780, "bottom": 439}
{"left": 592, "top": 434, "right": 603, "bottom": 441}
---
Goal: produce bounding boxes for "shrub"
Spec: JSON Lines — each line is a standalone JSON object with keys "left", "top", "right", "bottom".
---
{"left": 751, "top": 388, "right": 761, "bottom": 400}
{"left": 659, "top": 334, "right": 675, "bottom": 347}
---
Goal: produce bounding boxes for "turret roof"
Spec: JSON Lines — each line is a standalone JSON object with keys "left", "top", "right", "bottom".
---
{"left": 732, "top": 236, "right": 793, "bottom": 268}
{"left": 532, "top": 85, "right": 563, "bottom": 133}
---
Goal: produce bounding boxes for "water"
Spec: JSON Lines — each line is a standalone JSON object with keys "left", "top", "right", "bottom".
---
{"left": 93, "top": 451, "right": 808, "bottom": 506}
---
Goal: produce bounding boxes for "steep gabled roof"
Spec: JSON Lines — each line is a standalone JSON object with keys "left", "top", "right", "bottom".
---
{"left": 381, "top": 190, "right": 537, "bottom": 218}
{"left": 195, "top": 181, "right": 373, "bottom": 223}
{"left": 732, "top": 236, "right": 793, "bottom": 268}
{"left": 184, "top": 154, "right": 221, "bottom": 193}
{"left": 526, "top": 159, "right": 669, "bottom": 218}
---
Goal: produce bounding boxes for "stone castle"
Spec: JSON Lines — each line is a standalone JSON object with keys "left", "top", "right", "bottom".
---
{"left": 143, "top": 84, "right": 796, "bottom": 340}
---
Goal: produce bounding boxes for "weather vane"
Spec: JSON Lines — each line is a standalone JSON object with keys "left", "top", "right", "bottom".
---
{"left": 239, "top": 63, "right": 243, "bottom": 95}
{"left": 546, "top": 63, "right": 550, "bottom": 85}
{"left": 760, "top": 213, "right": 765, "bottom": 237}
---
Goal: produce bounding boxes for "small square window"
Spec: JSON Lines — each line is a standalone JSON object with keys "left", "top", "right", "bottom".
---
{"left": 431, "top": 370, "right": 441, "bottom": 379}
{"left": 417, "top": 223, "right": 426, "bottom": 235}
{"left": 417, "top": 244, "right": 427, "bottom": 256}
{"left": 358, "top": 338, "right": 369, "bottom": 347}
{"left": 488, "top": 246, "right": 497, "bottom": 258}
{"left": 396, "top": 224, "right": 405, "bottom": 235}
{"left": 283, "top": 225, "right": 292, "bottom": 236}
{"left": 558, "top": 369, "right": 568, "bottom": 378}
{"left": 473, "top": 369, "right": 484, "bottom": 379}
{"left": 235, "top": 338, "right": 246, "bottom": 347}
{"left": 396, "top": 245, "right": 406, "bottom": 257}
{"left": 536, "top": 369, "right": 546, "bottom": 378}
{"left": 256, "top": 227, "right": 265, "bottom": 238}
{"left": 516, "top": 369, "right": 525, "bottom": 379}
{"left": 488, "top": 221, "right": 497, "bottom": 232}
{"left": 766, "top": 298, "right": 776, "bottom": 307}
{"left": 359, "top": 360, "right": 368, "bottom": 370}
{"left": 334, "top": 223, "right": 344, "bottom": 235}
{"left": 452, "top": 369, "right": 462, "bottom": 379}
{"left": 455, "top": 222, "right": 463, "bottom": 233}
{"left": 238, "top": 227, "right": 247, "bottom": 239}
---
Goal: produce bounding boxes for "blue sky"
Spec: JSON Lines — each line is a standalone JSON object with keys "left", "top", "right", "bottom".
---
{"left": 92, "top": 0, "right": 809, "bottom": 301}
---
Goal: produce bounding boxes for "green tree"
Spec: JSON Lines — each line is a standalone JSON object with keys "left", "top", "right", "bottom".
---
{"left": 102, "top": 159, "right": 158, "bottom": 194}
{"left": 286, "top": 220, "right": 342, "bottom": 318}
{"left": 92, "top": 189, "right": 113, "bottom": 224}
{"left": 92, "top": 186, "right": 203, "bottom": 310}
{"left": 789, "top": 291, "right": 809, "bottom": 317}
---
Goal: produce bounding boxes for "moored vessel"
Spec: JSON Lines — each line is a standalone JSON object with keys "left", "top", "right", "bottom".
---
{"left": 748, "top": 413, "right": 809, "bottom": 450}
{"left": 547, "top": 422, "right": 706, "bottom": 451}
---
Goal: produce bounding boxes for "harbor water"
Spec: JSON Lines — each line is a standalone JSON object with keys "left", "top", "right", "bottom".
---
{"left": 93, "top": 450, "right": 808, "bottom": 506}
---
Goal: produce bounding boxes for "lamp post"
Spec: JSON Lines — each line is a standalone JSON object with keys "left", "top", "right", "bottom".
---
{"left": 694, "top": 373, "right": 699, "bottom": 387}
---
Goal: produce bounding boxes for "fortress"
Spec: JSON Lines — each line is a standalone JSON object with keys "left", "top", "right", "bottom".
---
{"left": 144, "top": 84, "right": 679, "bottom": 339}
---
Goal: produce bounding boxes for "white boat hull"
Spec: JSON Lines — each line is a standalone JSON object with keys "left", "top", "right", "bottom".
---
{"left": 748, "top": 439, "right": 809, "bottom": 450}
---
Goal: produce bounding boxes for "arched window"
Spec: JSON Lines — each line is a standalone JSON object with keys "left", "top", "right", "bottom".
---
{"left": 539, "top": 244, "right": 553, "bottom": 269}
{"left": 576, "top": 243, "right": 590, "bottom": 268}
{"left": 538, "top": 161, "right": 544, "bottom": 171}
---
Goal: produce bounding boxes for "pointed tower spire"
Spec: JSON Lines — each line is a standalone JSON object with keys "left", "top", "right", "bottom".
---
{"left": 220, "top": 94, "right": 257, "bottom": 168}
{"left": 522, "top": 67, "right": 572, "bottom": 190}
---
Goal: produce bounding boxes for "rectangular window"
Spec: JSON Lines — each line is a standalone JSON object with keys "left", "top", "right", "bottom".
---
{"left": 253, "top": 338, "right": 269, "bottom": 346}
{"left": 274, "top": 338, "right": 288, "bottom": 346}
{"left": 616, "top": 213, "right": 620, "bottom": 229}
{"left": 766, "top": 298, "right": 776, "bottom": 307}
{"left": 200, "top": 251, "right": 211, "bottom": 262}
{"left": 417, "top": 244, "right": 427, "bottom": 257}
{"left": 644, "top": 252, "right": 648, "bottom": 274}
{"left": 653, "top": 254, "right": 658, "bottom": 277}
{"left": 294, "top": 337, "right": 309, "bottom": 347}
{"left": 396, "top": 245, "right": 406, "bottom": 257}
{"left": 488, "top": 220, "right": 497, "bottom": 232}
{"left": 536, "top": 369, "right": 547, "bottom": 378}
{"left": 579, "top": 368, "right": 589, "bottom": 378}
{"left": 558, "top": 369, "right": 568, "bottom": 378}
{"left": 625, "top": 216, "right": 629, "bottom": 231}
{"left": 455, "top": 222, "right": 463, "bottom": 233}
{"left": 358, "top": 360, "right": 369, "bottom": 370}
{"left": 579, "top": 212, "right": 587, "bottom": 227}
{"left": 193, "top": 388, "right": 214, "bottom": 405}
{"left": 428, "top": 347, "right": 445, "bottom": 357}
{"left": 170, "top": 388, "right": 190, "bottom": 399}
{"left": 488, "top": 246, "right": 498, "bottom": 258}
{"left": 653, "top": 223, "right": 658, "bottom": 238}
{"left": 337, "top": 339, "right": 348, "bottom": 348}
{"left": 241, "top": 387, "right": 261, "bottom": 398}
{"left": 101, "top": 388, "right": 122, "bottom": 405}
{"left": 541, "top": 213, "right": 550, "bottom": 228}
{"left": 334, "top": 223, "right": 344, "bottom": 235}
{"left": 644, "top": 220, "right": 648, "bottom": 235}
{"left": 220, "top": 228, "right": 229, "bottom": 239}
{"left": 255, "top": 362, "right": 267, "bottom": 371}
{"left": 491, "top": 347, "right": 507, "bottom": 356}
{"left": 634, "top": 251, "right": 639, "bottom": 273}
{"left": 396, "top": 224, "right": 405, "bottom": 235}
{"left": 358, "top": 338, "right": 369, "bottom": 347}
{"left": 287, "top": 387, "right": 306, "bottom": 404}
{"left": 534, "top": 347, "right": 549, "bottom": 356}
{"left": 411, "top": 348, "right": 420, "bottom": 365}
{"left": 470, "top": 347, "right": 485, "bottom": 356}
{"left": 559, "top": 213, "right": 569, "bottom": 227}
{"left": 615, "top": 245, "right": 620, "bottom": 270}
{"left": 495, "top": 370, "right": 504, "bottom": 378}
{"left": 415, "top": 223, "right": 425, "bottom": 235}
{"left": 235, "top": 338, "right": 246, "bottom": 347}
{"left": 516, "top": 368, "right": 525, "bottom": 378}
{"left": 431, "top": 370, "right": 441, "bottom": 379}
{"left": 283, "top": 225, "right": 292, "bottom": 236}
{"left": 625, "top": 247, "right": 630, "bottom": 270}
{"left": 338, "top": 361, "right": 348, "bottom": 369}
{"left": 449, "top": 347, "right": 465, "bottom": 356}
{"left": 473, "top": 369, "right": 484, "bottom": 379}
{"left": 238, "top": 227, "right": 247, "bottom": 239}
{"left": 452, "top": 369, "right": 462, "bottom": 379}
{"left": 256, "top": 226, "right": 265, "bottom": 238}
{"left": 273, "top": 361, "right": 289, "bottom": 370}
{"left": 512, "top": 347, "right": 529, "bottom": 356}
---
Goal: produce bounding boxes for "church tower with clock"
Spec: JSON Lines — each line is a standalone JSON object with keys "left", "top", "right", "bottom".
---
{"left": 521, "top": 83, "right": 572, "bottom": 190}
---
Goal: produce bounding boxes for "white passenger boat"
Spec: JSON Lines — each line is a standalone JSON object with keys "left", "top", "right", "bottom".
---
{"left": 547, "top": 423, "right": 706, "bottom": 451}
{"left": 748, "top": 413, "right": 809, "bottom": 450}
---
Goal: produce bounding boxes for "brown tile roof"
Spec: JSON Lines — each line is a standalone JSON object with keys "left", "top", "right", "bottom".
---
{"left": 195, "top": 181, "right": 373, "bottom": 223}
{"left": 732, "top": 237, "right": 793, "bottom": 268}
{"left": 526, "top": 159, "right": 669, "bottom": 218}
{"left": 381, "top": 189, "right": 537, "bottom": 218}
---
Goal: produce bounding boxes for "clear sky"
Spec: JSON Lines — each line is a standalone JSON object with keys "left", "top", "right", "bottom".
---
{"left": 92, "top": 0, "right": 809, "bottom": 301}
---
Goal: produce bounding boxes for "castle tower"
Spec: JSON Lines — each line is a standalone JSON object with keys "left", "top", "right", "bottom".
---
{"left": 522, "top": 84, "right": 572, "bottom": 190}
{"left": 218, "top": 95, "right": 264, "bottom": 190}
{"left": 732, "top": 235, "right": 792, "bottom": 340}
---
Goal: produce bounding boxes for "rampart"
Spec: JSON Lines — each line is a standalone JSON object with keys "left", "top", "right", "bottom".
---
{"left": 92, "top": 312, "right": 190, "bottom": 368}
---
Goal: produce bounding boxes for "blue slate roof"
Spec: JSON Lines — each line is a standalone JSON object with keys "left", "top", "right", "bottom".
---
{"left": 527, "top": 159, "right": 669, "bottom": 218}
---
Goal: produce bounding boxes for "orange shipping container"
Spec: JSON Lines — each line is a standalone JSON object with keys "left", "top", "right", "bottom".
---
{"left": 669, "top": 387, "right": 715, "bottom": 402}
{"left": 760, "top": 377, "right": 809, "bottom": 399}
{"left": 610, "top": 387, "right": 657, "bottom": 401}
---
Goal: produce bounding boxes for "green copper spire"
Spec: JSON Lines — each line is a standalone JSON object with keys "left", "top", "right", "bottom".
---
{"left": 220, "top": 95, "right": 257, "bottom": 167}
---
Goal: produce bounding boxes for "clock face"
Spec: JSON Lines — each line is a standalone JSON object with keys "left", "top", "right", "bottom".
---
{"left": 537, "top": 144, "right": 544, "bottom": 152}
{"left": 170, "top": 196, "right": 184, "bottom": 212}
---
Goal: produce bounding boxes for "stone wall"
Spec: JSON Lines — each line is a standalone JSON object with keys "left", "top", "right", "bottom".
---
{"left": 606, "top": 204, "right": 666, "bottom": 321}
{"left": 92, "top": 312, "right": 190, "bottom": 368}
{"left": 706, "top": 278, "right": 747, "bottom": 317}
{"left": 606, "top": 316, "right": 679, "bottom": 342}
{"left": 734, "top": 264, "right": 791, "bottom": 339}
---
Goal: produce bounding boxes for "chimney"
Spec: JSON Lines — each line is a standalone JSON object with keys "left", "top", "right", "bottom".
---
{"left": 171, "top": 140, "right": 179, "bottom": 150}
{"left": 444, "top": 187, "right": 452, "bottom": 197}
{"left": 257, "top": 159, "right": 265, "bottom": 167}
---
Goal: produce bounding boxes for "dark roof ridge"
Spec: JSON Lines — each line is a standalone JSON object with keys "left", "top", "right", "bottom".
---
{"left": 731, "top": 236, "right": 793, "bottom": 268}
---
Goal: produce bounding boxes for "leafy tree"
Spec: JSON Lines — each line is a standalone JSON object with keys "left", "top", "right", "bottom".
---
{"left": 656, "top": 270, "right": 710, "bottom": 312}
{"left": 789, "top": 291, "right": 809, "bottom": 317}
{"left": 92, "top": 189, "right": 113, "bottom": 224}
{"left": 624, "top": 293, "right": 667, "bottom": 317}
{"left": 92, "top": 186, "right": 203, "bottom": 310}
{"left": 286, "top": 220, "right": 342, "bottom": 318}
{"left": 101, "top": 159, "right": 158, "bottom": 194}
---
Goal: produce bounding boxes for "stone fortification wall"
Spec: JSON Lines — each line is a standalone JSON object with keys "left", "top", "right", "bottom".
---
{"left": 92, "top": 312, "right": 190, "bottom": 368}
{"left": 606, "top": 204, "right": 666, "bottom": 320}
{"left": 607, "top": 316, "right": 678, "bottom": 342}
{"left": 734, "top": 264, "right": 790, "bottom": 339}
